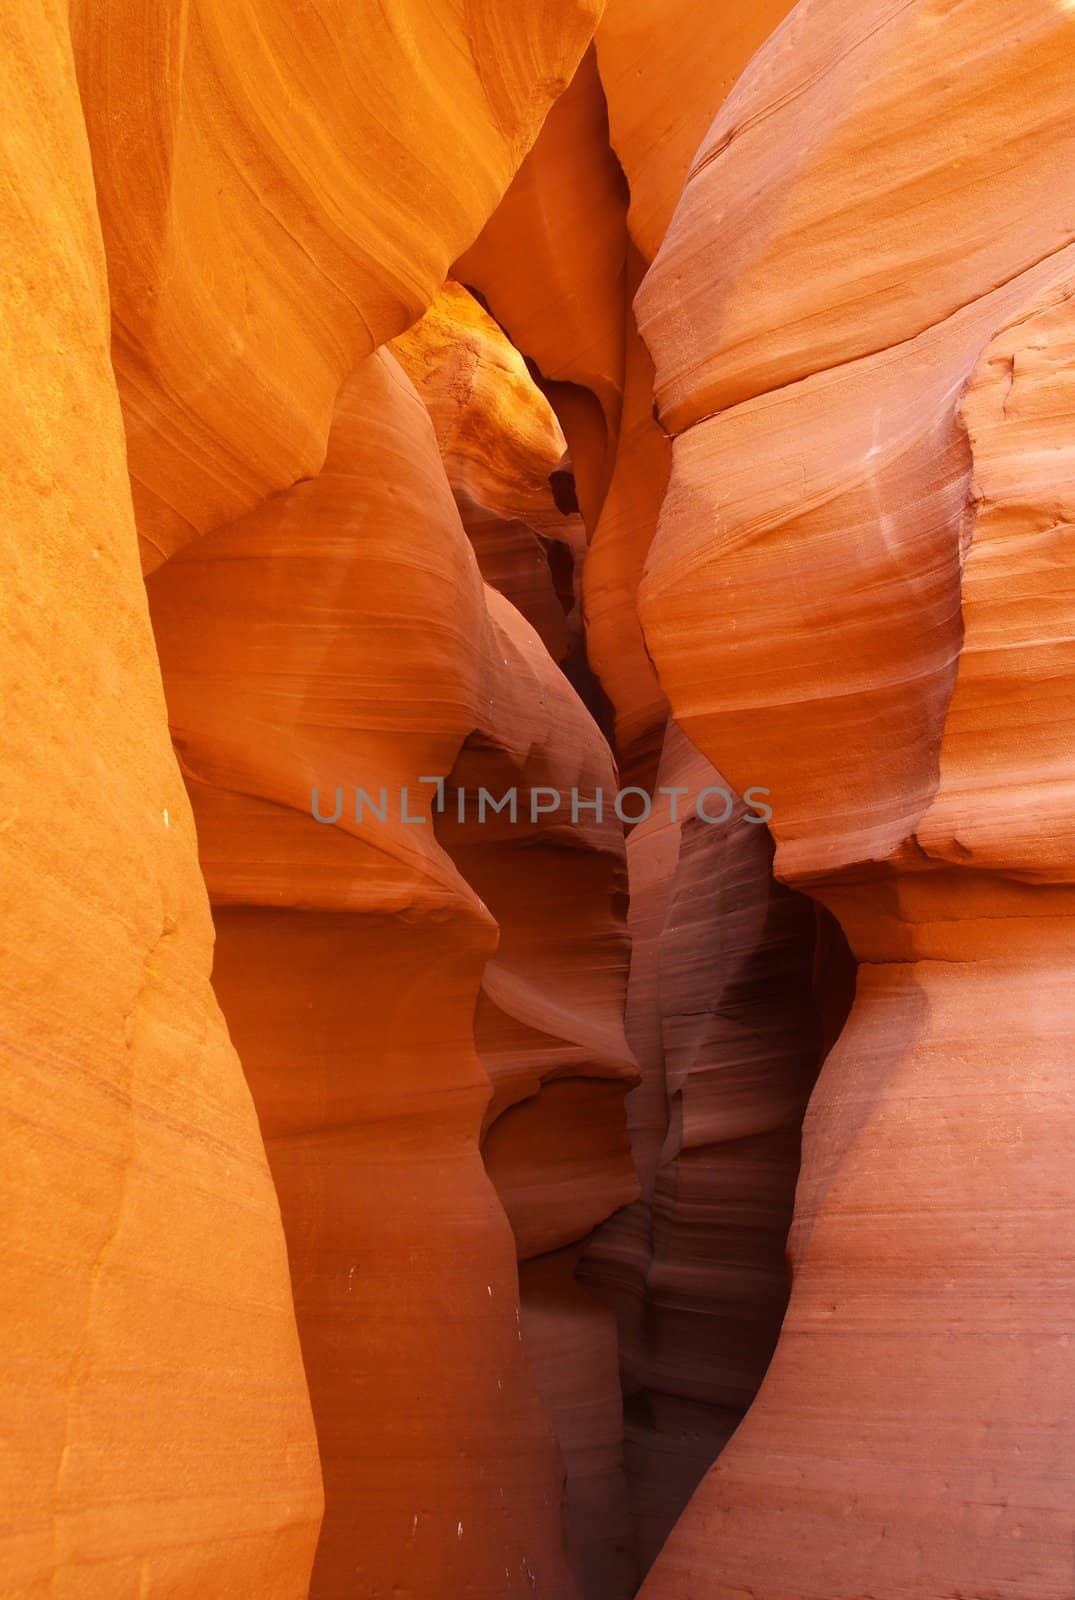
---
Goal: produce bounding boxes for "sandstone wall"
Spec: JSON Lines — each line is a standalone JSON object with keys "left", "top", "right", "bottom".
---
{"left": 635, "top": 1, "right": 1075, "bottom": 1593}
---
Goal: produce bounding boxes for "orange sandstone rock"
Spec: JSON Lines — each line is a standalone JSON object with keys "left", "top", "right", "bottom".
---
{"left": 637, "top": 0, "right": 1075, "bottom": 432}
{"left": 147, "top": 341, "right": 645, "bottom": 1598}
{"left": 582, "top": 251, "right": 672, "bottom": 790}
{"left": 0, "top": 4, "right": 321, "bottom": 1595}
{"left": 70, "top": 0, "right": 603, "bottom": 567}
{"left": 148, "top": 352, "right": 590, "bottom": 1600}
{"left": 635, "top": 4, "right": 1075, "bottom": 1594}
{"left": 457, "top": 45, "right": 630, "bottom": 529}
{"left": 392, "top": 282, "right": 582, "bottom": 660}
{"left": 595, "top": 0, "right": 796, "bottom": 263}
{"left": 433, "top": 586, "right": 641, "bottom": 1600}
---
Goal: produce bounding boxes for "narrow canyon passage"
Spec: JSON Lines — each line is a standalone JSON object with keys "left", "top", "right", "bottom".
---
{"left": 143, "top": 271, "right": 836, "bottom": 1597}
{"left": 4, "top": 2, "right": 1074, "bottom": 1599}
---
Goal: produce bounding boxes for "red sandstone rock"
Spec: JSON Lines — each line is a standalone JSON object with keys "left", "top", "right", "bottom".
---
{"left": 147, "top": 348, "right": 642, "bottom": 1598}
{"left": 582, "top": 723, "right": 824, "bottom": 1573}
{"left": 9, "top": 3, "right": 1075, "bottom": 1598}
{"left": 520, "top": 1249, "right": 636, "bottom": 1600}
{"left": 147, "top": 352, "right": 594, "bottom": 1600}
{"left": 434, "top": 587, "right": 641, "bottom": 1600}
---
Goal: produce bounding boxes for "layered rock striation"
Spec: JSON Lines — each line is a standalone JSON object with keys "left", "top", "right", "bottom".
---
{"left": 634, "top": 2, "right": 1075, "bottom": 1594}
{"left": 5, "top": 2, "right": 1075, "bottom": 1599}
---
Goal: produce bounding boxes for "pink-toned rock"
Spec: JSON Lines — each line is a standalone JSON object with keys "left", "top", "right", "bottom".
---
{"left": 635, "top": 4, "right": 1075, "bottom": 1594}
{"left": 582, "top": 723, "right": 825, "bottom": 1573}
{"left": 637, "top": 0, "right": 1075, "bottom": 432}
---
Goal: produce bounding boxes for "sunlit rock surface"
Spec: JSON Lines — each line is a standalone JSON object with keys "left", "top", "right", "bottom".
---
{"left": 0, "top": 6, "right": 321, "bottom": 1595}
{"left": 392, "top": 281, "right": 583, "bottom": 662}
{"left": 636, "top": 2, "right": 1075, "bottom": 1594}
{"left": 457, "top": 44, "right": 630, "bottom": 531}
{"left": 5, "top": 0, "right": 1075, "bottom": 1597}
{"left": 71, "top": 0, "right": 602, "bottom": 566}
{"left": 595, "top": 0, "right": 796, "bottom": 263}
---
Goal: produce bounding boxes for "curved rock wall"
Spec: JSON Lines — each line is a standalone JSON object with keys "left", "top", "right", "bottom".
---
{"left": 7, "top": 1, "right": 1075, "bottom": 1597}
{"left": 146, "top": 349, "right": 644, "bottom": 1599}
{"left": 635, "top": 1, "right": 1075, "bottom": 1594}
{"left": 70, "top": 0, "right": 602, "bottom": 566}
{"left": 0, "top": 5, "right": 322, "bottom": 1594}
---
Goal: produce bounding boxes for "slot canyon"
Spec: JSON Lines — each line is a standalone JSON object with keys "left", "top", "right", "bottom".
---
{"left": 2, "top": 1, "right": 1073, "bottom": 1597}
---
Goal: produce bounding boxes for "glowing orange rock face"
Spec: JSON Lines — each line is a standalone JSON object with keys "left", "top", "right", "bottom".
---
{"left": 0, "top": 5, "right": 321, "bottom": 1595}
{"left": 595, "top": 0, "right": 797, "bottom": 263}
{"left": 9, "top": 0, "right": 1075, "bottom": 1595}
{"left": 147, "top": 353, "right": 572, "bottom": 1599}
{"left": 70, "top": 0, "right": 603, "bottom": 567}
{"left": 457, "top": 44, "right": 630, "bottom": 530}
{"left": 392, "top": 282, "right": 582, "bottom": 662}
{"left": 147, "top": 350, "right": 639, "bottom": 1598}
{"left": 635, "top": 2, "right": 1075, "bottom": 1594}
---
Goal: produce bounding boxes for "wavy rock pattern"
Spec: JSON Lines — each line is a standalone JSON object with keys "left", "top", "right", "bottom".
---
{"left": 392, "top": 281, "right": 582, "bottom": 663}
{"left": 582, "top": 251, "right": 672, "bottom": 790}
{"left": 147, "top": 353, "right": 597, "bottom": 1600}
{"left": 8, "top": 1, "right": 1075, "bottom": 1598}
{"left": 636, "top": 2, "right": 1075, "bottom": 1593}
{"left": 637, "top": 0, "right": 1075, "bottom": 431}
{"left": 457, "top": 44, "right": 630, "bottom": 531}
{"left": 581, "top": 724, "right": 826, "bottom": 1574}
{"left": 578, "top": 9, "right": 836, "bottom": 1562}
{"left": 147, "top": 347, "right": 640, "bottom": 1598}
{"left": 595, "top": 0, "right": 796, "bottom": 263}
{"left": 71, "top": 0, "right": 602, "bottom": 566}
{"left": 0, "top": 5, "right": 321, "bottom": 1594}
{"left": 433, "top": 589, "right": 640, "bottom": 1598}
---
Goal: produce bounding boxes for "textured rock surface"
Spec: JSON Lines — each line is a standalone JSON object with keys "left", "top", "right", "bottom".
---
{"left": 582, "top": 251, "right": 671, "bottom": 790}
{"left": 146, "top": 342, "right": 643, "bottom": 1598}
{"left": 635, "top": 2, "right": 1075, "bottom": 1594}
{"left": 457, "top": 44, "right": 629, "bottom": 531}
{"left": 432, "top": 579, "right": 640, "bottom": 1598}
{"left": 637, "top": 0, "right": 1075, "bottom": 431}
{"left": 392, "top": 281, "right": 582, "bottom": 662}
{"left": 581, "top": 724, "right": 825, "bottom": 1574}
{"left": 578, "top": 10, "right": 836, "bottom": 1563}
{"left": 0, "top": 4, "right": 321, "bottom": 1594}
{"left": 520, "top": 1249, "right": 636, "bottom": 1600}
{"left": 147, "top": 352, "right": 605, "bottom": 1600}
{"left": 595, "top": 0, "right": 796, "bottom": 263}
{"left": 71, "top": 0, "right": 602, "bottom": 566}
{"left": 9, "top": 0, "right": 1075, "bottom": 1596}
